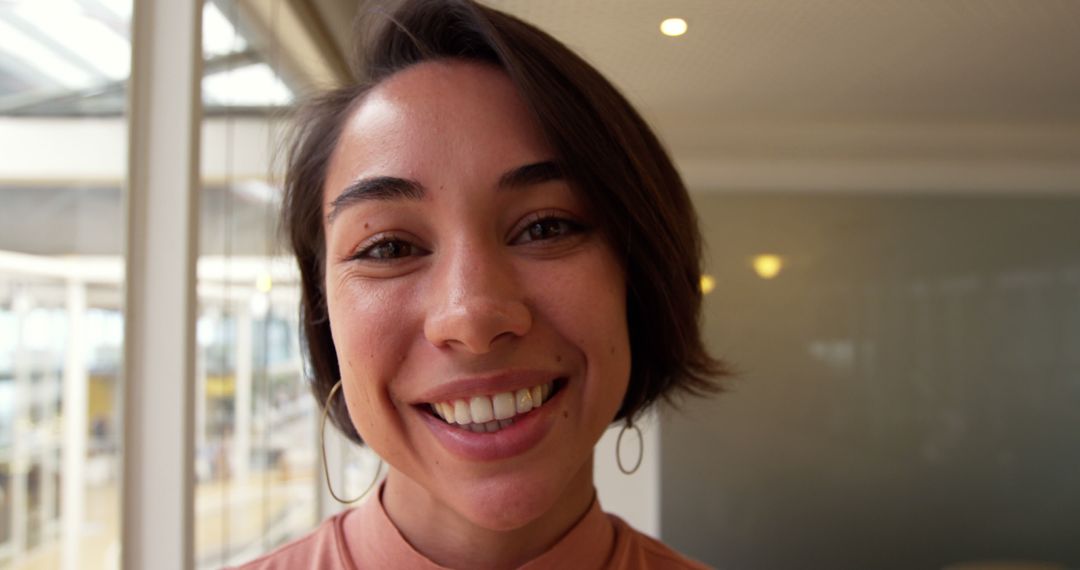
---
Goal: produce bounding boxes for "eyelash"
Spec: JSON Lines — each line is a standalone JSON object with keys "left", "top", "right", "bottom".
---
{"left": 511, "top": 213, "right": 586, "bottom": 245}
{"left": 350, "top": 232, "right": 420, "bottom": 263}
{"left": 349, "top": 214, "right": 586, "bottom": 263}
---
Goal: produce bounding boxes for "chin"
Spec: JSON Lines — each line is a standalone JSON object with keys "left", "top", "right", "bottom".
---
{"left": 450, "top": 466, "right": 581, "bottom": 532}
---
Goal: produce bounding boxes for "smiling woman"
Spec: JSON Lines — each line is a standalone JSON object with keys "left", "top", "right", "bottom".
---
{"left": 234, "top": 0, "right": 723, "bottom": 568}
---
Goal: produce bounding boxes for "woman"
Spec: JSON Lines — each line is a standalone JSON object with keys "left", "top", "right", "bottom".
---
{"left": 239, "top": 0, "right": 723, "bottom": 567}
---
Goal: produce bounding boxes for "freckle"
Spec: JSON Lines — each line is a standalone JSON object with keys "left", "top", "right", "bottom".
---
{"left": 364, "top": 223, "right": 369, "bottom": 229}
{"left": 610, "top": 346, "right": 615, "bottom": 355}
{"left": 555, "top": 355, "right": 562, "bottom": 363}
{"left": 562, "top": 411, "right": 569, "bottom": 419}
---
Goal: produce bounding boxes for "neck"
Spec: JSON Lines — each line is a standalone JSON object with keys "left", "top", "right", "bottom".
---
{"left": 381, "top": 460, "right": 596, "bottom": 570}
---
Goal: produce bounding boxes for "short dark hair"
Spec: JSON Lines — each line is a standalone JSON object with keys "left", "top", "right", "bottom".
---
{"left": 283, "top": 0, "right": 725, "bottom": 444}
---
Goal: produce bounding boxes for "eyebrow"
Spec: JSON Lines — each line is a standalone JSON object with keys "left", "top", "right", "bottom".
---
{"left": 326, "top": 160, "right": 564, "bottom": 224}
{"left": 497, "top": 160, "right": 563, "bottom": 190}
{"left": 326, "top": 176, "right": 424, "bottom": 223}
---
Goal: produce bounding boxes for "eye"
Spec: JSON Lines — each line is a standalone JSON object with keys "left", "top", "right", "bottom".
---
{"left": 352, "top": 235, "right": 420, "bottom": 262}
{"left": 512, "top": 216, "right": 584, "bottom": 245}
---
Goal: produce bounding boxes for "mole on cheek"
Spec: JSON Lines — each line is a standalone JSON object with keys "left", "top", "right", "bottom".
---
{"left": 555, "top": 354, "right": 562, "bottom": 363}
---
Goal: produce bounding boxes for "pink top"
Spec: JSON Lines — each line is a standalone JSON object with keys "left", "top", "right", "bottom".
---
{"left": 232, "top": 489, "right": 710, "bottom": 569}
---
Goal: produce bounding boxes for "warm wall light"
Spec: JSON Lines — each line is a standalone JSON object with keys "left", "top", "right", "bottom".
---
{"left": 660, "top": 18, "right": 688, "bottom": 37}
{"left": 700, "top": 274, "right": 716, "bottom": 294}
{"left": 752, "top": 255, "right": 784, "bottom": 279}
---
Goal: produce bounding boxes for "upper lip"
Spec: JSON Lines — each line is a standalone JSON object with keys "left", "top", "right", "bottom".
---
{"left": 410, "top": 369, "right": 563, "bottom": 404}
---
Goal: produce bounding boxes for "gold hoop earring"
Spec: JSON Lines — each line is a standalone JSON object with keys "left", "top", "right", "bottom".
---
{"left": 320, "top": 380, "right": 383, "bottom": 503}
{"left": 615, "top": 419, "right": 643, "bottom": 475}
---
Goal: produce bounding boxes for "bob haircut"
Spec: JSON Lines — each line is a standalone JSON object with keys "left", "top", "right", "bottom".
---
{"left": 284, "top": 0, "right": 725, "bottom": 444}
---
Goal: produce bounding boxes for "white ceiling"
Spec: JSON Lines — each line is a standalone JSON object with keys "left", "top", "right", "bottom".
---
{"left": 321, "top": 0, "right": 1080, "bottom": 192}
{"left": 486, "top": 0, "right": 1080, "bottom": 123}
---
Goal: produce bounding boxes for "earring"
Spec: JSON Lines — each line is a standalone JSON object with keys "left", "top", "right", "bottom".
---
{"left": 615, "top": 419, "right": 643, "bottom": 475}
{"left": 320, "top": 380, "right": 383, "bottom": 503}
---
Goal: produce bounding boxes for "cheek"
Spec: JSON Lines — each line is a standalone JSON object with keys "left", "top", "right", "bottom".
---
{"left": 327, "top": 279, "right": 411, "bottom": 374}
{"left": 326, "top": 279, "right": 417, "bottom": 441}
{"left": 535, "top": 253, "right": 631, "bottom": 402}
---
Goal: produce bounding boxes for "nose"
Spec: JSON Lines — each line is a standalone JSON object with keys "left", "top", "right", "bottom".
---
{"left": 423, "top": 242, "right": 532, "bottom": 353}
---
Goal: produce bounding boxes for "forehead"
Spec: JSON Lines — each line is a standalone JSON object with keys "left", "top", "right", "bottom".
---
{"left": 323, "top": 60, "right": 553, "bottom": 208}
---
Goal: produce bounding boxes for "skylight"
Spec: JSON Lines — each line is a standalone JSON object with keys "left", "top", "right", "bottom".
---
{"left": 0, "top": 0, "right": 292, "bottom": 116}
{"left": 203, "top": 63, "right": 293, "bottom": 107}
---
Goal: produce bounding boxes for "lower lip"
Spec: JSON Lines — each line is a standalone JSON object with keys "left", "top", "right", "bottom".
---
{"left": 418, "top": 388, "right": 563, "bottom": 462}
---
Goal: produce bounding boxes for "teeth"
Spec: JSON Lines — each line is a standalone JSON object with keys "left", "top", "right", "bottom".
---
{"left": 470, "top": 396, "right": 494, "bottom": 423}
{"left": 454, "top": 400, "right": 471, "bottom": 424}
{"left": 515, "top": 388, "right": 533, "bottom": 414}
{"left": 492, "top": 392, "right": 516, "bottom": 420}
{"left": 429, "top": 381, "right": 556, "bottom": 432}
{"left": 441, "top": 402, "right": 455, "bottom": 423}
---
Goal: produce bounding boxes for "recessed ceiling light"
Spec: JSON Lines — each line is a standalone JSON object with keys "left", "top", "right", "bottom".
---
{"left": 660, "top": 17, "right": 688, "bottom": 37}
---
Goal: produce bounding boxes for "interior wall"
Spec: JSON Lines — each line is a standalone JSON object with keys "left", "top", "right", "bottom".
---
{"left": 594, "top": 411, "right": 661, "bottom": 538}
{"left": 662, "top": 193, "right": 1080, "bottom": 569}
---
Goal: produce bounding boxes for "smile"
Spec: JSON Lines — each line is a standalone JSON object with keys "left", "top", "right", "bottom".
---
{"left": 428, "top": 380, "right": 558, "bottom": 433}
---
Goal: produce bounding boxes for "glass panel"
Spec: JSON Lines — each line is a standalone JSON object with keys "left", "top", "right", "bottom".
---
{"left": 0, "top": 0, "right": 130, "bottom": 568}
{"left": 664, "top": 194, "right": 1080, "bottom": 569}
{"left": 193, "top": 1, "right": 314, "bottom": 566}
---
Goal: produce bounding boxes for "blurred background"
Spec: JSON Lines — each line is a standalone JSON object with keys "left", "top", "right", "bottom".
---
{"left": 0, "top": 1, "right": 1077, "bottom": 569}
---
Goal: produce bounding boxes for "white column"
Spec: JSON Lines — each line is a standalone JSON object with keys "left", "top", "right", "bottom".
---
{"left": 62, "top": 280, "right": 88, "bottom": 570}
{"left": 234, "top": 305, "right": 253, "bottom": 483}
{"left": 120, "top": 0, "right": 201, "bottom": 568}
{"left": 41, "top": 393, "right": 57, "bottom": 538}
{"left": 195, "top": 333, "right": 207, "bottom": 478}
{"left": 9, "top": 292, "right": 31, "bottom": 565}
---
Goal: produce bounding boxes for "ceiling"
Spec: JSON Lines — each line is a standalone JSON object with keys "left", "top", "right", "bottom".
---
{"left": 2, "top": 0, "right": 1077, "bottom": 195}
{"left": 311, "top": 0, "right": 1080, "bottom": 192}
{"left": 482, "top": 0, "right": 1080, "bottom": 123}
{"left": 1, "top": 1, "right": 1077, "bottom": 261}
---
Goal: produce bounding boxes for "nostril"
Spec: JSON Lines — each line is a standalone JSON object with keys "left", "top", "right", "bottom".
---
{"left": 423, "top": 300, "right": 532, "bottom": 353}
{"left": 490, "top": 329, "right": 519, "bottom": 347}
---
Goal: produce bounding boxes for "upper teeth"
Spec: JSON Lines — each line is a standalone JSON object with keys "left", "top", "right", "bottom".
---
{"left": 431, "top": 382, "right": 553, "bottom": 428}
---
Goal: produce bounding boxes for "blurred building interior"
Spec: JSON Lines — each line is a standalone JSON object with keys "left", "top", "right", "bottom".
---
{"left": 0, "top": 1, "right": 1078, "bottom": 569}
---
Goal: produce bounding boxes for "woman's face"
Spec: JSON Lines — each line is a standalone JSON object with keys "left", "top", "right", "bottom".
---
{"left": 321, "top": 60, "right": 631, "bottom": 530}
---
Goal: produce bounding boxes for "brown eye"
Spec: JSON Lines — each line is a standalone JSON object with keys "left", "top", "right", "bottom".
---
{"left": 528, "top": 219, "right": 568, "bottom": 240}
{"left": 360, "top": 239, "right": 414, "bottom": 260}
{"left": 516, "top": 217, "right": 581, "bottom": 244}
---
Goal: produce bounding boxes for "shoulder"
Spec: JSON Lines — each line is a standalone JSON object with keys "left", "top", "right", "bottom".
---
{"left": 228, "top": 511, "right": 354, "bottom": 570}
{"left": 607, "top": 514, "right": 713, "bottom": 570}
